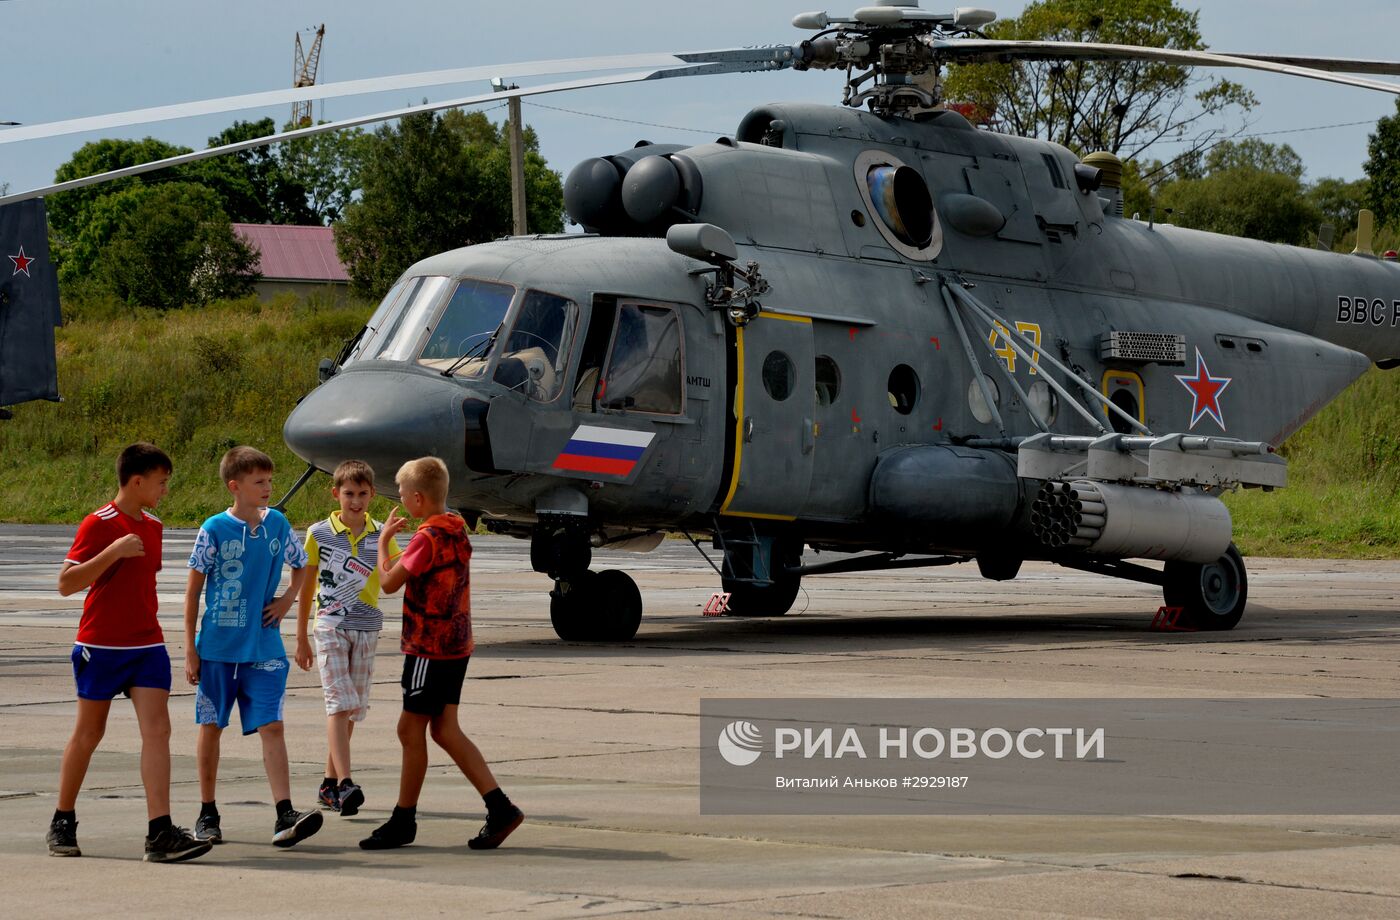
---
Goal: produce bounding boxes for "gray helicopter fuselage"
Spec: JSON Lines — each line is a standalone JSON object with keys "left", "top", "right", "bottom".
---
{"left": 283, "top": 101, "right": 1398, "bottom": 556}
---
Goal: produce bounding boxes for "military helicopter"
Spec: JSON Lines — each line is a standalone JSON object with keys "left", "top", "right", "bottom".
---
{"left": 4, "top": 1, "right": 1400, "bottom": 641}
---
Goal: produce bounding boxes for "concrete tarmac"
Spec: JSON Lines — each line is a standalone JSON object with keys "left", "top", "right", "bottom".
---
{"left": 2, "top": 524, "right": 1398, "bottom": 918}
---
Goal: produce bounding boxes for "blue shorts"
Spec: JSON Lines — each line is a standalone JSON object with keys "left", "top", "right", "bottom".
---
{"left": 72, "top": 645, "right": 172, "bottom": 701}
{"left": 195, "top": 658, "right": 289, "bottom": 735}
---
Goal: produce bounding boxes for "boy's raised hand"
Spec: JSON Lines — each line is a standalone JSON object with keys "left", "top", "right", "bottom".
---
{"left": 381, "top": 506, "right": 408, "bottom": 542}
{"left": 112, "top": 533, "right": 144, "bottom": 558}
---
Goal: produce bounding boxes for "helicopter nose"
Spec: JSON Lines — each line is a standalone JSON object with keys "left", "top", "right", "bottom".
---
{"left": 283, "top": 366, "right": 466, "bottom": 479}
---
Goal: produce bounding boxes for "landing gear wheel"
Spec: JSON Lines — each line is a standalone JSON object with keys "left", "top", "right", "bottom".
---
{"left": 1163, "top": 543, "right": 1248, "bottom": 631}
{"left": 549, "top": 570, "right": 642, "bottom": 641}
{"left": 721, "top": 575, "right": 801, "bottom": 617}
{"left": 549, "top": 572, "right": 595, "bottom": 641}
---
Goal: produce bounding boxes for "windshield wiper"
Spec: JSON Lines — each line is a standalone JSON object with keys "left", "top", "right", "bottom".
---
{"left": 441, "top": 326, "right": 500, "bottom": 378}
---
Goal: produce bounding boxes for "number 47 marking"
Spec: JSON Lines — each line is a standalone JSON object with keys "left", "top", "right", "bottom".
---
{"left": 988, "top": 321, "right": 1043, "bottom": 374}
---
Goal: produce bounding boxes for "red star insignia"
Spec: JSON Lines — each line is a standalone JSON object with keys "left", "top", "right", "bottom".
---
{"left": 8, "top": 245, "right": 34, "bottom": 277}
{"left": 1175, "top": 348, "right": 1232, "bottom": 430}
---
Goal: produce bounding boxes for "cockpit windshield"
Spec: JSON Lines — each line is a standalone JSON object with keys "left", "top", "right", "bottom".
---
{"left": 491, "top": 290, "right": 579, "bottom": 402}
{"left": 417, "top": 279, "right": 516, "bottom": 377}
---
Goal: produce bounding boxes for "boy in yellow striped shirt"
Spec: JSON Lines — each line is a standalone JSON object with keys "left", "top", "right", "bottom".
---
{"left": 295, "top": 460, "right": 401, "bottom": 816}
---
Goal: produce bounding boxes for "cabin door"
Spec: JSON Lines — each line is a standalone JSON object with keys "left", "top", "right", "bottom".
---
{"left": 718, "top": 311, "right": 815, "bottom": 520}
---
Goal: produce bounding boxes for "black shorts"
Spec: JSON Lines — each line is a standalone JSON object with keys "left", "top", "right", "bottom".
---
{"left": 401, "top": 654, "right": 470, "bottom": 716}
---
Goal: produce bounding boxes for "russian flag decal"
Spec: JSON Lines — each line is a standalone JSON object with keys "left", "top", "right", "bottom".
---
{"left": 553, "top": 425, "right": 655, "bottom": 477}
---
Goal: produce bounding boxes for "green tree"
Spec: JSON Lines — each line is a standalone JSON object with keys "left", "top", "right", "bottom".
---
{"left": 1156, "top": 141, "right": 1321, "bottom": 245}
{"left": 942, "top": 0, "right": 1255, "bottom": 159}
{"left": 95, "top": 183, "right": 258, "bottom": 309}
{"left": 1364, "top": 98, "right": 1400, "bottom": 231}
{"left": 191, "top": 118, "right": 317, "bottom": 224}
{"left": 1204, "top": 138, "right": 1304, "bottom": 179}
{"left": 1120, "top": 157, "right": 1156, "bottom": 218}
{"left": 278, "top": 125, "right": 372, "bottom": 224}
{"left": 334, "top": 110, "right": 564, "bottom": 295}
{"left": 1308, "top": 177, "right": 1369, "bottom": 239}
{"left": 48, "top": 138, "right": 190, "bottom": 246}
{"left": 58, "top": 183, "right": 150, "bottom": 284}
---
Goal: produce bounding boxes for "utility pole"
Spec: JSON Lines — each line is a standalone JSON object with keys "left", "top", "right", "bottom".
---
{"left": 493, "top": 78, "right": 528, "bottom": 235}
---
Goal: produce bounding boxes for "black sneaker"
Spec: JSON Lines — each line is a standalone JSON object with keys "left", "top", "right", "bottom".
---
{"left": 359, "top": 818, "right": 416, "bottom": 850}
{"left": 144, "top": 825, "right": 213, "bottom": 864}
{"left": 337, "top": 782, "right": 364, "bottom": 817}
{"left": 194, "top": 813, "right": 222, "bottom": 844}
{"left": 272, "top": 808, "right": 323, "bottom": 848}
{"left": 318, "top": 783, "right": 340, "bottom": 812}
{"left": 467, "top": 806, "right": 524, "bottom": 850}
{"left": 46, "top": 816, "right": 80, "bottom": 857}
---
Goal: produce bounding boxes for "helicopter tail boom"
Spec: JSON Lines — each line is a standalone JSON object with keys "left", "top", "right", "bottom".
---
{"left": 0, "top": 198, "right": 60, "bottom": 412}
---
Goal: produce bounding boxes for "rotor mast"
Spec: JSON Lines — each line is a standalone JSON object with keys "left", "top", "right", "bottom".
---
{"left": 292, "top": 24, "right": 326, "bottom": 128}
{"left": 792, "top": 3, "right": 996, "bottom": 116}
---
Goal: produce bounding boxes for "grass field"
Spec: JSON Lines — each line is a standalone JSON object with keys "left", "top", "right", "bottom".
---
{"left": 2, "top": 293, "right": 1398, "bottom": 557}
{"left": 0, "top": 292, "right": 389, "bottom": 530}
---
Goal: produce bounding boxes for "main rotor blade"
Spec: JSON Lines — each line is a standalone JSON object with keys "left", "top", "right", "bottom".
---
{"left": 0, "top": 56, "right": 785, "bottom": 207}
{"left": 932, "top": 39, "right": 1400, "bottom": 95}
{"left": 0, "top": 47, "right": 794, "bottom": 147}
{"left": 1215, "top": 53, "right": 1400, "bottom": 77}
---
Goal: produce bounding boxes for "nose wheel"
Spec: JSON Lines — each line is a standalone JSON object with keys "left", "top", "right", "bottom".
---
{"left": 550, "top": 570, "right": 643, "bottom": 641}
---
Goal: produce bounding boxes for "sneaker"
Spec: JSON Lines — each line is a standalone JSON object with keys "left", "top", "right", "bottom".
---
{"left": 144, "top": 826, "right": 213, "bottom": 864}
{"left": 318, "top": 783, "right": 340, "bottom": 812}
{"left": 46, "top": 816, "right": 80, "bottom": 857}
{"left": 358, "top": 818, "right": 416, "bottom": 850}
{"left": 272, "top": 808, "right": 323, "bottom": 848}
{"left": 467, "top": 805, "right": 524, "bottom": 850}
{"left": 337, "top": 782, "right": 365, "bottom": 817}
{"left": 194, "top": 813, "right": 223, "bottom": 844}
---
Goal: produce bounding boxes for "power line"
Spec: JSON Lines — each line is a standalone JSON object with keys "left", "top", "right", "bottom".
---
{"left": 525, "top": 100, "right": 724, "bottom": 136}
{"left": 1147, "top": 118, "right": 1377, "bottom": 148}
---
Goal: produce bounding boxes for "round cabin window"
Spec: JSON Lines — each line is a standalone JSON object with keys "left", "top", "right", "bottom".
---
{"left": 1027, "top": 380, "right": 1057, "bottom": 426}
{"left": 815, "top": 355, "right": 841, "bottom": 406}
{"left": 968, "top": 375, "right": 1001, "bottom": 424}
{"left": 762, "top": 350, "right": 795, "bottom": 401}
{"left": 888, "top": 364, "right": 920, "bottom": 415}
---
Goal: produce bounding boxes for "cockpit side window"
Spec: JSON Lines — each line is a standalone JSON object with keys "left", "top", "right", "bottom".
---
{"left": 372, "top": 275, "right": 453, "bottom": 362}
{"left": 492, "top": 290, "right": 579, "bottom": 402}
{"left": 349, "top": 276, "right": 414, "bottom": 362}
{"left": 416, "top": 278, "right": 515, "bottom": 376}
{"left": 598, "top": 303, "right": 684, "bottom": 415}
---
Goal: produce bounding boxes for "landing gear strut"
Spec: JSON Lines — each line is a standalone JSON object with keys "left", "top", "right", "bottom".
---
{"left": 719, "top": 532, "right": 802, "bottom": 617}
{"left": 533, "top": 523, "right": 643, "bottom": 641}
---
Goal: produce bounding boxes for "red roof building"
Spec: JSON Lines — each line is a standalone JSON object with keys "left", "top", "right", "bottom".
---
{"left": 232, "top": 223, "right": 350, "bottom": 298}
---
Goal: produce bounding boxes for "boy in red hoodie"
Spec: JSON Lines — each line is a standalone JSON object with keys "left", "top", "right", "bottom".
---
{"left": 359, "top": 456, "right": 522, "bottom": 850}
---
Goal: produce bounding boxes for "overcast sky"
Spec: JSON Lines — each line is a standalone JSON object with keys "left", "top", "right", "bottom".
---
{"left": 3, "top": 0, "right": 1399, "bottom": 200}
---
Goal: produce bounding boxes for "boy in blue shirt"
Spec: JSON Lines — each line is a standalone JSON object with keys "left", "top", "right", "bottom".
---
{"left": 182, "top": 446, "right": 320, "bottom": 847}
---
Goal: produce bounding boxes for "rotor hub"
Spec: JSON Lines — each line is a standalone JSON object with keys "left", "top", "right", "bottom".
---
{"left": 791, "top": 6, "right": 997, "bottom": 116}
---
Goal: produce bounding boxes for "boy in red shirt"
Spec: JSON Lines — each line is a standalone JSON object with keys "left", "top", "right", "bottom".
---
{"left": 51, "top": 442, "right": 211, "bottom": 863}
{"left": 358, "top": 457, "right": 522, "bottom": 850}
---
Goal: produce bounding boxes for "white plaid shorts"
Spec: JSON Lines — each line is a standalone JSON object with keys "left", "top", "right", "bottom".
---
{"left": 314, "top": 621, "right": 380, "bottom": 721}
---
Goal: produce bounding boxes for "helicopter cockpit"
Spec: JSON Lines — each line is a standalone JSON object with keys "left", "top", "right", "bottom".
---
{"left": 351, "top": 275, "right": 581, "bottom": 403}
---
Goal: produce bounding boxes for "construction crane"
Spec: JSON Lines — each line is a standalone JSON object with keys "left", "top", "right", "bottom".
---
{"left": 291, "top": 24, "right": 325, "bottom": 128}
